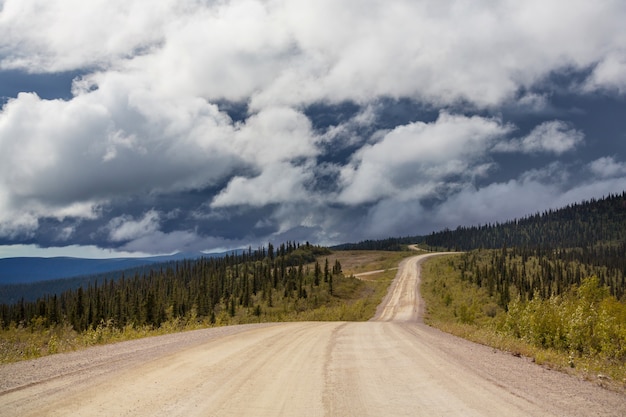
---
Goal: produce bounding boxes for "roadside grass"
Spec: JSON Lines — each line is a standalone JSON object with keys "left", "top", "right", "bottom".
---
{"left": 323, "top": 250, "right": 418, "bottom": 277}
{"left": 249, "top": 268, "right": 399, "bottom": 323}
{"left": 0, "top": 316, "right": 207, "bottom": 364}
{"left": 0, "top": 250, "right": 412, "bottom": 364}
{"left": 420, "top": 255, "right": 626, "bottom": 393}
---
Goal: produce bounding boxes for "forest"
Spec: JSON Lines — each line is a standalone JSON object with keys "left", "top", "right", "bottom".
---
{"left": 422, "top": 192, "right": 626, "bottom": 251}
{"left": 331, "top": 236, "right": 421, "bottom": 251}
{"left": 453, "top": 244, "right": 626, "bottom": 309}
{"left": 0, "top": 242, "right": 342, "bottom": 332}
{"left": 420, "top": 192, "right": 626, "bottom": 304}
{"left": 415, "top": 192, "right": 626, "bottom": 380}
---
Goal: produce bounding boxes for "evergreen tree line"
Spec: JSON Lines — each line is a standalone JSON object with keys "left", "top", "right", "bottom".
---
{"left": 423, "top": 192, "right": 626, "bottom": 251}
{"left": 441, "top": 252, "right": 626, "bottom": 361}
{"left": 456, "top": 245, "right": 626, "bottom": 311}
{"left": 332, "top": 236, "right": 422, "bottom": 251}
{"left": 0, "top": 242, "right": 341, "bottom": 332}
{"left": 0, "top": 261, "right": 182, "bottom": 305}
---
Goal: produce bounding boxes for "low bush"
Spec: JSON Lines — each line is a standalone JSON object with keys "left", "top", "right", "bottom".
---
{"left": 421, "top": 255, "right": 626, "bottom": 391}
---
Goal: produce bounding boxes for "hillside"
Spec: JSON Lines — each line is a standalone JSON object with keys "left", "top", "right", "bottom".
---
{"left": 0, "top": 251, "right": 243, "bottom": 304}
{"left": 0, "top": 242, "right": 341, "bottom": 333}
{"left": 417, "top": 192, "right": 626, "bottom": 299}
{"left": 331, "top": 236, "right": 422, "bottom": 251}
{"left": 0, "top": 251, "right": 232, "bottom": 285}
{"left": 413, "top": 193, "right": 626, "bottom": 385}
{"left": 423, "top": 192, "right": 626, "bottom": 251}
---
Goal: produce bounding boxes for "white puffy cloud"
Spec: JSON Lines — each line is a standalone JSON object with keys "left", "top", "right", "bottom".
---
{"left": 493, "top": 121, "right": 584, "bottom": 154}
{"left": 583, "top": 53, "right": 626, "bottom": 95}
{"left": 0, "top": 86, "right": 239, "bottom": 236}
{"left": 0, "top": 0, "right": 175, "bottom": 71}
{"left": 106, "top": 209, "right": 161, "bottom": 242}
{"left": 0, "top": 92, "right": 107, "bottom": 233}
{"left": 338, "top": 113, "right": 511, "bottom": 204}
{"left": 209, "top": 106, "right": 322, "bottom": 208}
{"left": 230, "top": 107, "right": 319, "bottom": 167}
{"left": 211, "top": 162, "right": 313, "bottom": 207}
{"left": 251, "top": 0, "right": 626, "bottom": 108}
{"left": 2, "top": 0, "right": 625, "bottom": 105}
{"left": 0, "top": 73, "right": 321, "bottom": 228}
{"left": 588, "top": 156, "right": 626, "bottom": 178}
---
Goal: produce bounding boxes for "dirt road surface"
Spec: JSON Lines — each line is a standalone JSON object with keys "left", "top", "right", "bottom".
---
{"left": 1, "top": 253, "right": 625, "bottom": 416}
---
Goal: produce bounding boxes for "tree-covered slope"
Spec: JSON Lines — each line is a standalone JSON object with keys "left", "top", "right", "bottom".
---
{"left": 331, "top": 236, "right": 422, "bottom": 251}
{"left": 423, "top": 192, "right": 626, "bottom": 250}
{"left": 0, "top": 242, "right": 339, "bottom": 332}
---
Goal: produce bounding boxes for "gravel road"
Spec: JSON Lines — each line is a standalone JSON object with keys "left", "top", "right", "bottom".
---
{"left": 1, "top": 253, "right": 624, "bottom": 416}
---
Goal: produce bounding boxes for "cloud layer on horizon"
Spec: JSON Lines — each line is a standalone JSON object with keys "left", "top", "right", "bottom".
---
{"left": 1, "top": 0, "right": 626, "bottom": 255}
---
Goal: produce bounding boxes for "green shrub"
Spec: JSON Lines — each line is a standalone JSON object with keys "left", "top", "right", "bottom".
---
{"left": 500, "top": 277, "right": 626, "bottom": 361}
{"left": 421, "top": 255, "right": 626, "bottom": 390}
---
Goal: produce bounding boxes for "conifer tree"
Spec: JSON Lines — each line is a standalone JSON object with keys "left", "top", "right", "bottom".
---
{"left": 324, "top": 258, "right": 329, "bottom": 283}
{"left": 314, "top": 261, "right": 321, "bottom": 286}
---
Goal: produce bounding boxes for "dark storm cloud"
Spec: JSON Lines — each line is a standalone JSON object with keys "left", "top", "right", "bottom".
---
{"left": 0, "top": 0, "right": 626, "bottom": 257}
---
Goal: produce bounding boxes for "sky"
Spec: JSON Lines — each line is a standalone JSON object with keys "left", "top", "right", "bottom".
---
{"left": 0, "top": 0, "right": 626, "bottom": 258}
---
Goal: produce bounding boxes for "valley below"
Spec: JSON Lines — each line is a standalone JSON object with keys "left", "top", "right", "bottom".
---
{"left": 1, "top": 253, "right": 624, "bottom": 416}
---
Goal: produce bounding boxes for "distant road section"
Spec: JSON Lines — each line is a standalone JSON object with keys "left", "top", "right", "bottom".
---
{"left": 1, "top": 253, "right": 624, "bottom": 416}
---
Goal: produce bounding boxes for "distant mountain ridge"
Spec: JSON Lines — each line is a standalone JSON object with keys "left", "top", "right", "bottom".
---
{"left": 0, "top": 250, "right": 243, "bottom": 304}
{"left": 0, "top": 251, "right": 214, "bottom": 285}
